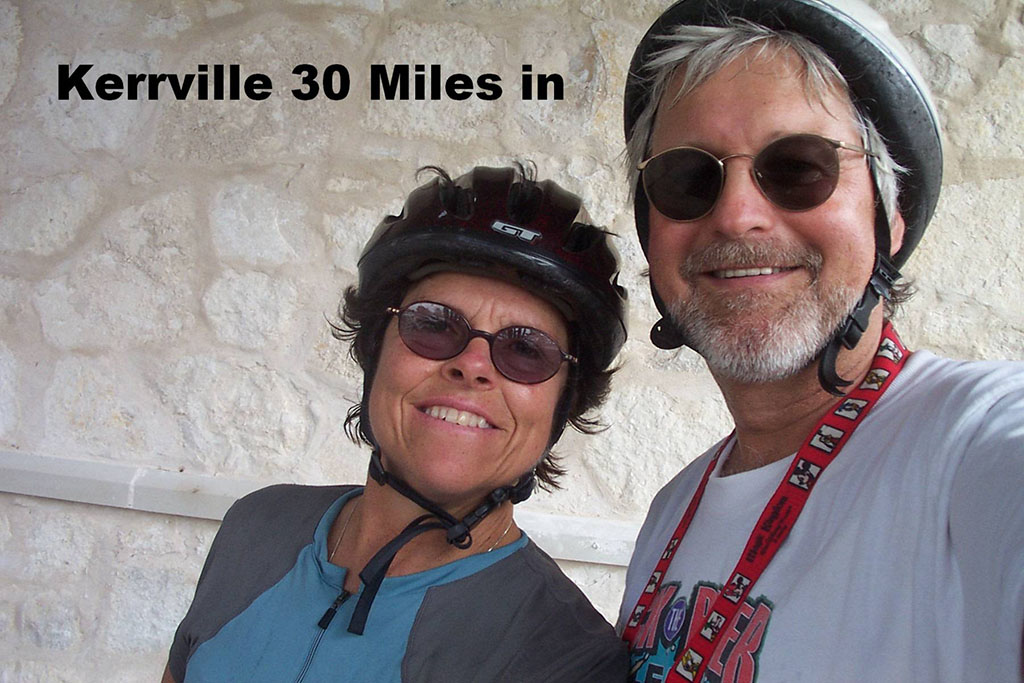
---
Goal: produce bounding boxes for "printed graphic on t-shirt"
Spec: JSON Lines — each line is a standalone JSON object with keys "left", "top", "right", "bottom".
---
{"left": 627, "top": 581, "right": 774, "bottom": 683}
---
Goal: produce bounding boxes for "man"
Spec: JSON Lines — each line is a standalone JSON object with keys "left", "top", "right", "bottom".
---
{"left": 616, "top": 1, "right": 1024, "bottom": 682}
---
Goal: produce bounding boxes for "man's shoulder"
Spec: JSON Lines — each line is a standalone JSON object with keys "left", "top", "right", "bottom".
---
{"left": 893, "top": 350, "right": 1024, "bottom": 407}
{"left": 859, "top": 351, "right": 1024, "bottom": 480}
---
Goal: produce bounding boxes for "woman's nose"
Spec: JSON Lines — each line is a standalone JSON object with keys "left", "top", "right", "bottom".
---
{"left": 443, "top": 336, "right": 497, "bottom": 386}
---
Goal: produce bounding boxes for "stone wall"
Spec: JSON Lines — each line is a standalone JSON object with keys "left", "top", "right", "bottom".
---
{"left": 1, "top": 0, "right": 1021, "bottom": 680}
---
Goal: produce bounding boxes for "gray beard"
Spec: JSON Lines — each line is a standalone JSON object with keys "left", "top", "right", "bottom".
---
{"left": 665, "top": 239, "right": 862, "bottom": 384}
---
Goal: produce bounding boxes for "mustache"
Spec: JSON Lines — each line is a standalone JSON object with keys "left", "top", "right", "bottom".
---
{"left": 679, "top": 240, "right": 824, "bottom": 280}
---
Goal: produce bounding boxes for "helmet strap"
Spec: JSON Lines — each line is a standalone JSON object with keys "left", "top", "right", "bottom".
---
{"left": 347, "top": 510, "right": 444, "bottom": 635}
{"left": 650, "top": 289, "right": 688, "bottom": 350}
{"left": 816, "top": 163, "right": 901, "bottom": 395}
{"left": 817, "top": 251, "right": 900, "bottom": 394}
{"left": 350, "top": 448, "right": 534, "bottom": 635}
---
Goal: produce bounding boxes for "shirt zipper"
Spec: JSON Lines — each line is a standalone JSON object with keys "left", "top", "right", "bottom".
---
{"left": 294, "top": 590, "right": 350, "bottom": 683}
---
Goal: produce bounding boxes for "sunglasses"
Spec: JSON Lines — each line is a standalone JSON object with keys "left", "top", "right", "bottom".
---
{"left": 639, "top": 133, "right": 877, "bottom": 222}
{"left": 387, "top": 301, "right": 576, "bottom": 384}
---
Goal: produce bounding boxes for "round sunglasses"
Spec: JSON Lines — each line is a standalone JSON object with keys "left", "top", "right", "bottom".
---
{"left": 387, "top": 301, "right": 576, "bottom": 384}
{"left": 638, "top": 133, "right": 877, "bottom": 222}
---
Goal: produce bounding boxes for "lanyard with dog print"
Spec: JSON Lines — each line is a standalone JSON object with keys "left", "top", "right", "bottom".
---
{"left": 622, "top": 322, "right": 908, "bottom": 683}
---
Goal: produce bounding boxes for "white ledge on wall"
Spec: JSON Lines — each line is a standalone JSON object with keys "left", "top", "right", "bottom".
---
{"left": 0, "top": 449, "right": 639, "bottom": 568}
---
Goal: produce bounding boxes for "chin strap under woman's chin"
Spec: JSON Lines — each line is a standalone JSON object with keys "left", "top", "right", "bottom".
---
{"left": 347, "top": 450, "right": 535, "bottom": 635}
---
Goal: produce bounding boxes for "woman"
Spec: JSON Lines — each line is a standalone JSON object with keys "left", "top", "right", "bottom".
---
{"left": 163, "top": 164, "right": 629, "bottom": 682}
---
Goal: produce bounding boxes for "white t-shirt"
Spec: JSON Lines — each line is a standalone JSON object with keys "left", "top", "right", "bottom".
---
{"left": 618, "top": 351, "right": 1024, "bottom": 683}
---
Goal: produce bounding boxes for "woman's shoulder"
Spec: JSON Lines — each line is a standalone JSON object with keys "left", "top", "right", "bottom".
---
{"left": 404, "top": 540, "right": 626, "bottom": 681}
{"left": 202, "top": 484, "right": 358, "bottom": 573}
{"left": 230, "top": 482, "right": 357, "bottom": 510}
{"left": 223, "top": 483, "right": 357, "bottom": 534}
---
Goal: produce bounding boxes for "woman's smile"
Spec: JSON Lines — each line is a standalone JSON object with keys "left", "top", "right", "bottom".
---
{"left": 420, "top": 404, "right": 494, "bottom": 430}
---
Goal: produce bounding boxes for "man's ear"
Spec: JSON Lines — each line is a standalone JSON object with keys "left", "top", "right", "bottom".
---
{"left": 889, "top": 210, "right": 906, "bottom": 257}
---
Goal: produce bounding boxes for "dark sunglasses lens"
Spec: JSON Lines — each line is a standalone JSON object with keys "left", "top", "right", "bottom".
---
{"left": 492, "top": 327, "right": 564, "bottom": 384}
{"left": 397, "top": 302, "right": 468, "bottom": 360}
{"left": 755, "top": 135, "right": 840, "bottom": 210}
{"left": 643, "top": 148, "right": 723, "bottom": 221}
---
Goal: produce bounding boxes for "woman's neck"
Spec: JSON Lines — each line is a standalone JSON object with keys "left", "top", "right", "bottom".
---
{"left": 330, "top": 482, "right": 519, "bottom": 593}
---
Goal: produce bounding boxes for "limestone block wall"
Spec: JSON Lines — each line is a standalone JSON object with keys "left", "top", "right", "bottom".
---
{"left": 1, "top": 0, "right": 1021, "bottom": 680}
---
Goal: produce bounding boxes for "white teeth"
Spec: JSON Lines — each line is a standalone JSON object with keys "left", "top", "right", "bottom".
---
{"left": 714, "top": 267, "right": 783, "bottom": 279}
{"left": 424, "top": 405, "right": 492, "bottom": 429}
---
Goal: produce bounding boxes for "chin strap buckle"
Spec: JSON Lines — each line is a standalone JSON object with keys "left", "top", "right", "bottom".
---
{"left": 837, "top": 253, "right": 901, "bottom": 351}
{"left": 509, "top": 472, "right": 536, "bottom": 503}
{"left": 444, "top": 473, "right": 536, "bottom": 547}
{"left": 819, "top": 252, "right": 902, "bottom": 396}
{"left": 650, "top": 317, "right": 687, "bottom": 350}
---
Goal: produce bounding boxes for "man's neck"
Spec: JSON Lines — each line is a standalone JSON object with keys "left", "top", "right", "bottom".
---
{"left": 714, "top": 311, "right": 887, "bottom": 477}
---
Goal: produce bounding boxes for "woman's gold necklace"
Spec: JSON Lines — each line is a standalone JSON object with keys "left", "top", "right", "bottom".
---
{"left": 328, "top": 500, "right": 358, "bottom": 563}
{"left": 487, "top": 516, "right": 515, "bottom": 552}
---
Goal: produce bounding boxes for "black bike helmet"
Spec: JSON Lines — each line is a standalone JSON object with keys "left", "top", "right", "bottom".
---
{"left": 359, "top": 165, "right": 627, "bottom": 374}
{"left": 344, "top": 165, "right": 627, "bottom": 635}
{"left": 624, "top": 0, "right": 943, "bottom": 392}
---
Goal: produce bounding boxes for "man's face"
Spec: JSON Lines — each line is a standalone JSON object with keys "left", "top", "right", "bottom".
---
{"left": 646, "top": 50, "right": 899, "bottom": 383}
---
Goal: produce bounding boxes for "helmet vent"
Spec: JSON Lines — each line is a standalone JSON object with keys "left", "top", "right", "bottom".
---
{"left": 507, "top": 180, "right": 543, "bottom": 223}
{"left": 438, "top": 181, "right": 474, "bottom": 220}
{"left": 563, "top": 222, "right": 603, "bottom": 253}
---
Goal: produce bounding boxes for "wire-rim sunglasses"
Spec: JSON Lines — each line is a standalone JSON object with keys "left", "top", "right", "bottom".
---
{"left": 387, "top": 301, "right": 576, "bottom": 385}
{"left": 638, "top": 133, "right": 877, "bottom": 222}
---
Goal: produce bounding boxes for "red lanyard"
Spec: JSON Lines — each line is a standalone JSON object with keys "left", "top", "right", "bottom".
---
{"left": 622, "top": 323, "right": 908, "bottom": 682}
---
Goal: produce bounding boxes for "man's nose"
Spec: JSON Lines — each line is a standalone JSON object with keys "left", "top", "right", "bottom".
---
{"left": 706, "top": 155, "right": 776, "bottom": 239}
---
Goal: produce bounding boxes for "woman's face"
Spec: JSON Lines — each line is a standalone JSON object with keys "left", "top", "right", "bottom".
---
{"left": 368, "top": 271, "right": 570, "bottom": 509}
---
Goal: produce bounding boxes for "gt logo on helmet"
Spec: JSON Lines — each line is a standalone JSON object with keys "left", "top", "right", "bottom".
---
{"left": 491, "top": 220, "right": 542, "bottom": 244}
